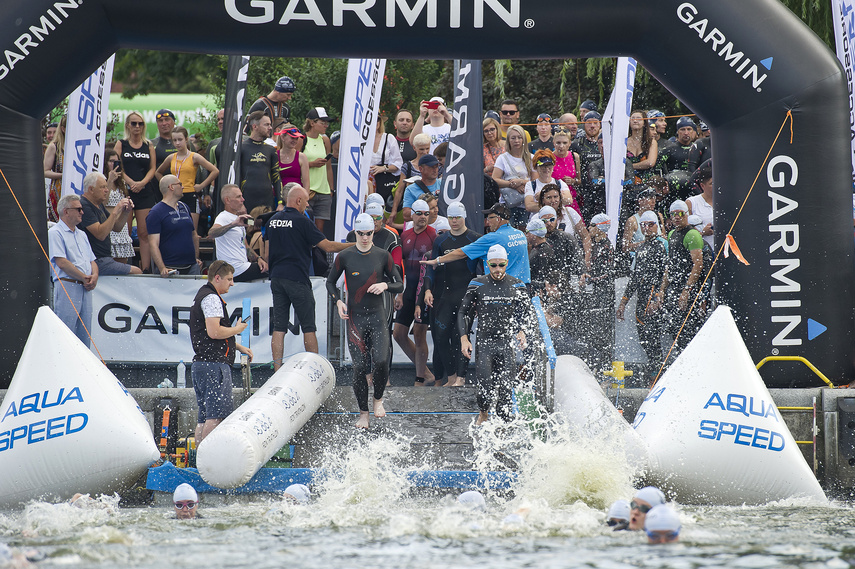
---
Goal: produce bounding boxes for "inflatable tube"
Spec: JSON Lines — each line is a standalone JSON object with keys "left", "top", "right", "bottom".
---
{"left": 196, "top": 353, "right": 335, "bottom": 489}
{"left": 0, "top": 307, "right": 159, "bottom": 507}
{"left": 632, "top": 306, "right": 827, "bottom": 505}
{"left": 552, "top": 355, "right": 649, "bottom": 473}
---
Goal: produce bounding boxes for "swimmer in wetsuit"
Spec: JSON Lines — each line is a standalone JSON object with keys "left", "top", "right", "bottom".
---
{"left": 327, "top": 213, "right": 404, "bottom": 429}
{"left": 458, "top": 245, "right": 534, "bottom": 424}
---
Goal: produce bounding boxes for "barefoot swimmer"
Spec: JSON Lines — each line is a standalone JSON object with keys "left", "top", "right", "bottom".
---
{"left": 327, "top": 213, "right": 404, "bottom": 429}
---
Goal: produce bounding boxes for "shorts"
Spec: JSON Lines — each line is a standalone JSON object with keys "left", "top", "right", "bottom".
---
{"left": 394, "top": 283, "right": 427, "bottom": 328}
{"left": 96, "top": 256, "right": 134, "bottom": 275}
{"left": 234, "top": 262, "right": 266, "bottom": 283}
{"left": 271, "top": 277, "right": 317, "bottom": 333}
{"left": 131, "top": 183, "right": 161, "bottom": 211}
{"left": 309, "top": 192, "right": 332, "bottom": 220}
{"left": 191, "top": 361, "right": 234, "bottom": 422}
{"left": 180, "top": 192, "right": 199, "bottom": 213}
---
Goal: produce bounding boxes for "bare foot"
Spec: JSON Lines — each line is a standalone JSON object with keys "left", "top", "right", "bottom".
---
{"left": 373, "top": 399, "right": 386, "bottom": 418}
{"left": 355, "top": 412, "right": 370, "bottom": 429}
{"left": 476, "top": 411, "right": 489, "bottom": 425}
{"left": 448, "top": 378, "right": 466, "bottom": 387}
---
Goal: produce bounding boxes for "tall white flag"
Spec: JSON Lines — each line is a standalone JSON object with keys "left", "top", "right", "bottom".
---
{"left": 602, "top": 57, "right": 637, "bottom": 246}
{"left": 832, "top": 0, "right": 855, "bottom": 191}
{"left": 62, "top": 55, "right": 115, "bottom": 197}
{"left": 335, "top": 59, "right": 386, "bottom": 243}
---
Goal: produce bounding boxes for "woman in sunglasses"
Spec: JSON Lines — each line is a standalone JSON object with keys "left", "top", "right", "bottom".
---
{"left": 113, "top": 112, "right": 158, "bottom": 272}
{"left": 276, "top": 127, "right": 309, "bottom": 191}
{"left": 628, "top": 486, "right": 665, "bottom": 530}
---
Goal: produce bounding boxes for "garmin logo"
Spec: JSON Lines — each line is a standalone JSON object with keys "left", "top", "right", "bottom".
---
{"left": 766, "top": 155, "right": 801, "bottom": 347}
{"left": 224, "top": 0, "right": 520, "bottom": 28}
{"left": 0, "top": 1, "right": 81, "bottom": 82}
{"left": 677, "top": 2, "right": 768, "bottom": 91}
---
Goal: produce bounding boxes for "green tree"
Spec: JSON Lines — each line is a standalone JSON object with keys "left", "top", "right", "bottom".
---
{"left": 113, "top": 50, "right": 218, "bottom": 98}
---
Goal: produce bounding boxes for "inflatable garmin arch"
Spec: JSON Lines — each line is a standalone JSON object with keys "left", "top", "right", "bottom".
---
{"left": 0, "top": 0, "right": 853, "bottom": 388}
{"left": 197, "top": 352, "right": 335, "bottom": 488}
{"left": 633, "top": 306, "right": 827, "bottom": 505}
{"left": 0, "top": 307, "right": 159, "bottom": 508}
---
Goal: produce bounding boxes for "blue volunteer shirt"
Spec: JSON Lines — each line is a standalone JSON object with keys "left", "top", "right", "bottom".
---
{"left": 402, "top": 178, "right": 442, "bottom": 209}
{"left": 461, "top": 223, "right": 531, "bottom": 284}
{"left": 265, "top": 207, "right": 326, "bottom": 282}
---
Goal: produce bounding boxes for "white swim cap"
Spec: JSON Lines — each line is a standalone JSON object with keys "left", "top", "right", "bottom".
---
{"left": 669, "top": 200, "right": 689, "bottom": 213}
{"left": 411, "top": 199, "right": 430, "bottom": 214}
{"left": 364, "top": 202, "right": 384, "bottom": 217}
{"left": 633, "top": 486, "right": 666, "bottom": 507}
{"left": 433, "top": 217, "right": 451, "bottom": 232}
{"left": 639, "top": 210, "right": 659, "bottom": 224}
{"left": 688, "top": 214, "right": 703, "bottom": 229}
{"left": 173, "top": 483, "right": 198, "bottom": 503}
{"left": 447, "top": 202, "right": 466, "bottom": 218}
{"left": 526, "top": 217, "right": 547, "bottom": 238}
{"left": 607, "top": 499, "right": 631, "bottom": 522}
{"left": 284, "top": 483, "right": 311, "bottom": 504}
{"left": 354, "top": 213, "right": 375, "bottom": 232}
{"left": 644, "top": 505, "right": 681, "bottom": 533}
{"left": 538, "top": 205, "right": 557, "bottom": 219}
{"left": 487, "top": 244, "right": 508, "bottom": 261}
{"left": 365, "top": 193, "right": 385, "bottom": 207}
{"left": 457, "top": 490, "right": 486, "bottom": 511}
{"left": 591, "top": 213, "right": 611, "bottom": 231}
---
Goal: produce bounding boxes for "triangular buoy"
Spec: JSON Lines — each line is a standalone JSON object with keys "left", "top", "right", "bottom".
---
{"left": 633, "top": 306, "right": 826, "bottom": 505}
{"left": 0, "top": 307, "right": 159, "bottom": 507}
{"left": 807, "top": 319, "right": 827, "bottom": 341}
{"left": 761, "top": 57, "right": 773, "bottom": 70}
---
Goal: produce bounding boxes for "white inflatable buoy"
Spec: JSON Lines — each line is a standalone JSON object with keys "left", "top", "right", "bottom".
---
{"left": 553, "top": 355, "right": 649, "bottom": 473}
{"left": 0, "top": 307, "right": 159, "bottom": 507}
{"left": 632, "top": 306, "right": 827, "bottom": 505}
{"left": 196, "top": 352, "right": 335, "bottom": 488}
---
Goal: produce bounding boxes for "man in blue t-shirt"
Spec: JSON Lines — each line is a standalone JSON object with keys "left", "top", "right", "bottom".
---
{"left": 401, "top": 154, "right": 442, "bottom": 221}
{"left": 264, "top": 185, "right": 352, "bottom": 369}
{"left": 421, "top": 203, "right": 530, "bottom": 285}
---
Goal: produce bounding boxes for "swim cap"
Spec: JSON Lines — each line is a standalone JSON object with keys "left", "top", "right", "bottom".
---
{"left": 411, "top": 199, "right": 430, "bottom": 214}
{"left": 591, "top": 213, "right": 611, "bottom": 232}
{"left": 433, "top": 217, "right": 451, "bottom": 232}
{"left": 633, "top": 486, "right": 666, "bottom": 507}
{"left": 487, "top": 245, "right": 508, "bottom": 261}
{"left": 538, "top": 205, "right": 557, "bottom": 219}
{"left": 669, "top": 200, "right": 689, "bottom": 213}
{"left": 173, "top": 483, "right": 198, "bottom": 503}
{"left": 644, "top": 505, "right": 681, "bottom": 533}
{"left": 365, "top": 193, "right": 385, "bottom": 207}
{"left": 647, "top": 110, "right": 665, "bottom": 119}
{"left": 688, "top": 214, "right": 703, "bottom": 229}
{"left": 607, "top": 499, "right": 631, "bottom": 522}
{"left": 526, "top": 217, "right": 547, "bottom": 238}
{"left": 354, "top": 213, "right": 374, "bottom": 232}
{"left": 457, "top": 490, "right": 486, "bottom": 511}
{"left": 364, "top": 202, "right": 384, "bottom": 217}
{"left": 584, "top": 111, "right": 602, "bottom": 122}
{"left": 447, "top": 202, "right": 466, "bottom": 218}
{"left": 275, "top": 76, "right": 296, "bottom": 93}
{"left": 639, "top": 210, "right": 659, "bottom": 224}
{"left": 580, "top": 100, "right": 597, "bottom": 113}
{"left": 283, "top": 483, "right": 310, "bottom": 504}
{"left": 676, "top": 116, "right": 697, "bottom": 130}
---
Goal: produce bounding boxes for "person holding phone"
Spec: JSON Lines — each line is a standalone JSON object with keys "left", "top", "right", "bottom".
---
{"left": 209, "top": 184, "right": 268, "bottom": 282}
{"left": 410, "top": 97, "right": 451, "bottom": 153}
{"left": 302, "top": 107, "right": 335, "bottom": 232}
{"left": 189, "top": 260, "right": 253, "bottom": 443}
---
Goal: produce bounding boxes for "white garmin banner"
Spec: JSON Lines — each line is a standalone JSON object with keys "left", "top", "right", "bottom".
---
{"left": 832, "top": 0, "right": 855, "bottom": 190}
{"left": 335, "top": 58, "right": 386, "bottom": 243}
{"left": 602, "top": 56, "right": 636, "bottom": 246}
{"left": 62, "top": 55, "right": 115, "bottom": 197}
{"left": 85, "top": 276, "right": 328, "bottom": 363}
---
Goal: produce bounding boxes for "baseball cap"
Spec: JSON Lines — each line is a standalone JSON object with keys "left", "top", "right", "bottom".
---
{"left": 156, "top": 109, "right": 175, "bottom": 121}
{"left": 538, "top": 205, "right": 558, "bottom": 218}
{"left": 483, "top": 203, "right": 510, "bottom": 219}
{"left": 283, "top": 483, "right": 310, "bottom": 504}
{"left": 676, "top": 116, "right": 697, "bottom": 130}
{"left": 307, "top": 107, "right": 334, "bottom": 121}
{"left": 644, "top": 505, "right": 681, "bottom": 533}
{"left": 639, "top": 210, "right": 659, "bottom": 224}
{"left": 669, "top": 200, "right": 689, "bottom": 213}
{"left": 411, "top": 199, "right": 430, "bottom": 214}
{"left": 447, "top": 202, "right": 466, "bottom": 218}
{"left": 364, "top": 202, "right": 384, "bottom": 217}
{"left": 633, "top": 486, "right": 666, "bottom": 507}
{"left": 647, "top": 110, "right": 665, "bottom": 119}
{"left": 354, "top": 213, "right": 374, "bottom": 232}
{"left": 607, "top": 499, "right": 631, "bottom": 522}
{"left": 457, "top": 490, "right": 486, "bottom": 511}
{"left": 526, "top": 217, "right": 547, "bottom": 237}
{"left": 487, "top": 244, "right": 508, "bottom": 261}
{"left": 418, "top": 154, "right": 439, "bottom": 167}
{"left": 274, "top": 76, "right": 296, "bottom": 93}
{"left": 584, "top": 111, "right": 602, "bottom": 122}
{"left": 365, "top": 193, "right": 385, "bottom": 207}
{"left": 173, "top": 483, "right": 198, "bottom": 503}
{"left": 429, "top": 96, "right": 445, "bottom": 105}
{"left": 591, "top": 213, "right": 611, "bottom": 231}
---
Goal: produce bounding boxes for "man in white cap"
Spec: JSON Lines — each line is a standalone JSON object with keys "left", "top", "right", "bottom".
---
{"left": 173, "top": 483, "right": 200, "bottom": 519}
{"left": 628, "top": 486, "right": 666, "bottom": 531}
{"left": 645, "top": 504, "right": 681, "bottom": 543}
{"left": 656, "top": 199, "right": 706, "bottom": 353}
{"left": 526, "top": 217, "right": 553, "bottom": 297}
{"left": 327, "top": 213, "right": 403, "bottom": 428}
{"left": 283, "top": 483, "right": 310, "bottom": 505}
{"left": 410, "top": 96, "right": 452, "bottom": 152}
{"left": 582, "top": 212, "right": 615, "bottom": 370}
{"left": 458, "top": 244, "right": 535, "bottom": 424}
{"left": 617, "top": 210, "right": 668, "bottom": 384}
{"left": 606, "top": 499, "right": 631, "bottom": 531}
{"left": 421, "top": 201, "right": 481, "bottom": 387}
{"left": 539, "top": 205, "right": 584, "bottom": 279}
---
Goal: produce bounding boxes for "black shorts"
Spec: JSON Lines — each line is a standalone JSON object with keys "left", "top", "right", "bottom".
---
{"left": 180, "top": 192, "right": 199, "bottom": 213}
{"left": 394, "top": 283, "right": 427, "bottom": 328}
{"left": 131, "top": 183, "right": 160, "bottom": 211}
{"left": 271, "top": 277, "right": 316, "bottom": 333}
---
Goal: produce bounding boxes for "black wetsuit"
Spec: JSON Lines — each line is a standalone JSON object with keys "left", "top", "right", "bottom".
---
{"left": 545, "top": 230, "right": 583, "bottom": 278}
{"left": 528, "top": 240, "right": 556, "bottom": 296}
{"left": 423, "top": 229, "right": 481, "bottom": 381}
{"left": 622, "top": 236, "right": 668, "bottom": 376}
{"left": 347, "top": 226, "right": 403, "bottom": 323}
{"left": 327, "top": 245, "right": 403, "bottom": 412}
{"left": 688, "top": 137, "right": 712, "bottom": 173}
{"left": 239, "top": 138, "right": 282, "bottom": 213}
{"left": 585, "top": 237, "right": 615, "bottom": 369}
{"left": 248, "top": 97, "right": 291, "bottom": 128}
{"left": 572, "top": 136, "right": 602, "bottom": 221}
{"left": 664, "top": 226, "right": 708, "bottom": 350}
{"left": 457, "top": 274, "right": 533, "bottom": 421}
{"left": 661, "top": 142, "right": 692, "bottom": 174}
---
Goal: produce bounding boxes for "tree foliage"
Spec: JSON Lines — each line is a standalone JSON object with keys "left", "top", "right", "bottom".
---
{"left": 113, "top": 50, "right": 218, "bottom": 98}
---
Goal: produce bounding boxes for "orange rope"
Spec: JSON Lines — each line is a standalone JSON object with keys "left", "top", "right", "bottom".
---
{"left": 650, "top": 110, "right": 794, "bottom": 388}
{"left": 0, "top": 166, "right": 105, "bottom": 364}
{"left": 518, "top": 113, "right": 699, "bottom": 127}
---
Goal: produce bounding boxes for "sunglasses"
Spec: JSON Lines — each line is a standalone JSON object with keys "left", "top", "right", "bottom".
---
{"left": 640, "top": 221, "right": 658, "bottom": 227}
{"left": 501, "top": 109, "right": 518, "bottom": 115}
{"left": 448, "top": 216, "right": 464, "bottom": 220}
{"left": 356, "top": 230, "right": 373, "bottom": 237}
{"left": 630, "top": 501, "right": 652, "bottom": 513}
{"left": 413, "top": 211, "right": 429, "bottom": 216}
{"left": 156, "top": 113, "right": 173, "bottom": 120}
{"left": 670, "top": 211, "right": 686, "bottom": 217}
{"left": 488, "top": 262, "right": 507, "bottom": 268}
{"left": 69, "top": 207, "right": 84, "bottom": 213}
{"left": 542, "top": 216, "right": 556, "bottom": 223}
{"left": 174, "top": 501, "right": 197, "bottom": 510}
{"left": 370, "top": 216, "right": 384, "bottom": 222}
{"left": 646, "top": 531, "right": 679, "bottom": 542}
{"left": 129, "top": 121, "right": 144, "bottom": 127}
